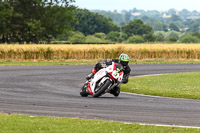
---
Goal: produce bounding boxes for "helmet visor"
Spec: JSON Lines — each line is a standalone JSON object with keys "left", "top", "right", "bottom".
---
{"left": 121, "top": 61, "right": 128, "bottom": 66}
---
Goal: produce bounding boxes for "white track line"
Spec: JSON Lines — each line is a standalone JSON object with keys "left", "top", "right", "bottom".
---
{"left": 132, "top": 73, "right": 171, "bottom": 78}
{"left": 121, "top": 92, "right": 197, "bottom": 101}
{"left": 135, "top": 122, "right": 200, "bottom": 129}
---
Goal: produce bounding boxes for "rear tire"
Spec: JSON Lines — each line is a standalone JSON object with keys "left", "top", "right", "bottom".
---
{"left": 93, "top": 80, "right": 111, "bottom": 98}
{"left": 80, "top": 84, "right": 88, "bottom": 97}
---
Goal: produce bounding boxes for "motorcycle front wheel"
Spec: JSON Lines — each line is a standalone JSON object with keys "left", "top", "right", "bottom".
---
{"left": 93, "top": 80, "right": 112, "bottom": 98}
{"left": 80, "top": 84, "right": 88, "bottom": 97}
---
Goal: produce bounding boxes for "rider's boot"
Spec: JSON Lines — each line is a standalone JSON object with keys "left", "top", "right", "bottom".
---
{"left": 86, "top": 68, "right": 97, "bottom": 80}
{"left": 110, "top": 86, "right": 120, "bottom": 97}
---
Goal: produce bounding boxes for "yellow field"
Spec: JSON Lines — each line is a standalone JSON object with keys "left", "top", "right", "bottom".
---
{"left": 0, "top": 44, "right": 200, "bottom": 61}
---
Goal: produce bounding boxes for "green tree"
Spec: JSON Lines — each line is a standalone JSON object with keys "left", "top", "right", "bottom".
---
{"left": 41, "top": 4, "right": 75, "bottom": 43}
{"left": 123, "top": 19, "right": 154, "bottom": 37}
{"left": 127, "top": 35, "right": 145, "bottom": 43}
{"left": 143, "top": 33, "right": 156, "bottom": 42}
{"left": 169, "top": 23, "right": 180, "bottom": 32}
{"left": 0, "top": 0, "right": 75, "bottom": 43}
{"left": 179, "top": 9, "right": 191, "bottom": 19}
{"left": 169, "top": 37, "right": 178, "bottom": 42}
{"left": 106, "top": 31, "right": 127, "bottom": 42}
{"left": 9, "top": 0, "right": 45, "bottom": 43}
{"left": 68, "top": 32, "right": 86, "bottom": 43}
{"left": 94, "top": 10, "right": 124, "bottom": 25}
{"left": 191, "top": 32, "right": 200, "bottom": 39}
{"left": 153, "top": 22, "right": 168, "bottom": 32}
{"left": 154, "top": 31, "right": 165, "bottom": 42}
{"left": 124, "top": 12, "right": 132, "bottom": 23}
{"left": 180, "top": 35, "right": 200, "bottom": 43}
{"left": 56, "top": 30, "right": 71, "bottom": 41}
{"left": 72, "top": 9, "right": 120, "bottom": 35}
{"left": 187, "top": 22, "right": 200, "bottom": 32}
{"left": 94, "top": 33, "right": 106, "bottom": 39}
{"left": 167, "top": 15, "right": 182, "bottom": 22}
{"left": 155, "top": 34, "right": 165, "bottom": 42}
{"left": 165, "top": 31, "right": 181, "bottom": 40}
{"left": 0, "top": 1, "right": 13, "bottom": 43}
{"left": 168, "top": 8, "right": 177, "bottom": 15}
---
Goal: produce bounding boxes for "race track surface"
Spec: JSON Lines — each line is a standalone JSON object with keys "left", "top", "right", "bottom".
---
{"left": 0, "top": 64, "right": 200, "bottom": 127}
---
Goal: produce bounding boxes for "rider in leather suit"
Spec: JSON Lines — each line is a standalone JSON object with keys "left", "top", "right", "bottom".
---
{"left": 86, "top": 53, "right": 131, "bottom": 96}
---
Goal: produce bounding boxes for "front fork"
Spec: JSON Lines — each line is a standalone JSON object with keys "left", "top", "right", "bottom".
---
{"left": 105, "top": 81, "right": 120, "bottom": 93}
{"left": 85, "top": 80, "right": 93, "bottom": 95}
{"left": 85, "top": 78, "right": 120, "bottom": 95}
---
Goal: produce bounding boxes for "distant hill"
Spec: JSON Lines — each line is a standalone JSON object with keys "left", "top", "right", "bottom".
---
{"left": 92, "top": 8, "right": 200, "bottom": 32}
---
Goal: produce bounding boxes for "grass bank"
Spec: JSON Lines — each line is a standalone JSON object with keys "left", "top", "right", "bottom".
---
{"left": 121, "top": 72, "right": 200, "bottom": 99}
{"left": 0, "top": 114, "right": 199, "bottom": 133}
{"left": 0, "top": 60, "right": 96, "bottom": 66}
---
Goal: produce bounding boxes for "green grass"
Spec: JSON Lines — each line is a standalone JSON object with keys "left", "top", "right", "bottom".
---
{"left": 133, "top": 60, "right": 200, "bottom": 64}
{"left": 0, "top": 60, "right": 96, "bottom": 66}
{"left": 0, "top": 114, "right": 199, "bottom": 133}
{"left": 121, "top": 72, "right": 200, "bottom": 99}
{"left": 0, "top": 60, "right": 200, "bottom": 66}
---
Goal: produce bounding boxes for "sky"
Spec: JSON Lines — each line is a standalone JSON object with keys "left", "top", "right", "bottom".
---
{"left": 73, "top": 0, "right": 200, "bottom": 11}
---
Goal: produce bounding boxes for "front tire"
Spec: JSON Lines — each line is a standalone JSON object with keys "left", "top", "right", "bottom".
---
{"left": 80, "top": 84, "right": 88, "bottom": 97}
{"left": 93, "top": 80, "right": 111, "bottom": 98}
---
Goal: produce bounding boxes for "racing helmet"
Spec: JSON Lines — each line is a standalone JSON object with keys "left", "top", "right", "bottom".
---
{"left": 119, "top": 53, "right": 129, "bottom": 66}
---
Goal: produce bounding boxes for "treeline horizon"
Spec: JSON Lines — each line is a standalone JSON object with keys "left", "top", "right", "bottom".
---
{"left": 0, "top": 0, "right": 75, "bottom": 44}
{"left": 93, "top": 8, "right": 200, "bottom": 36}
{"left": 1, "top": 1, "right": 200, "bottom": 44}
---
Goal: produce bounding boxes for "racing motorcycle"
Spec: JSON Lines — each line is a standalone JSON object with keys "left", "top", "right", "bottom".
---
{"left": 80, "top": 62, "right": 124, "bottom": 97}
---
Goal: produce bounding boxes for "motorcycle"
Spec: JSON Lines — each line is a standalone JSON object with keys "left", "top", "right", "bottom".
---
{"left": 80, "top": 62, "right": 124, "bottom": 97}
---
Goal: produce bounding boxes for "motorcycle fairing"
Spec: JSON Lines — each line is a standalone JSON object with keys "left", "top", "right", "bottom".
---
{"left": 89, "top": 68, "right": 107, "bottom": 94}
{"left": 88, "top": 62, "right": 124, "bottom": 95}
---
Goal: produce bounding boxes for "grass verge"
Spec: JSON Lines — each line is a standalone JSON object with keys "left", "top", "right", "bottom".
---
{"left": 0, "top": 60, "right": 97, "bottom": 66}
{"left": 0, "top": 113, "right": 199, "bottom": 133}
{"left": 0, "top": 60, "right": 200, "bottom": 66}
{"left": 121, "top": 72, "right": 200, "bottom": 99}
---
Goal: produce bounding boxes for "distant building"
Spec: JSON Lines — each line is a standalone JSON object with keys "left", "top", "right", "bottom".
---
{"left": 132, "top": 12, "right": 141, "bottom": 16}
{"left": 162, "top": 14, "right": 171, "bottom": 18}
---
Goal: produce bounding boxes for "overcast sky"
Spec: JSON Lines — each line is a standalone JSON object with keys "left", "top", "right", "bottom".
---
{"left": 73, "top": 0, "right": 200, "bottom": 11}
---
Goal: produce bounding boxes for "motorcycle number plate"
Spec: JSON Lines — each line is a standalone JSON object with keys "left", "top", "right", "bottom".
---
{"left": 112, "top": 70, "right": 119, "bottom": 79}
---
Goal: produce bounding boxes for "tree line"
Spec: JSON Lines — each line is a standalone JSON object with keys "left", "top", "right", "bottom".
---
{"left": 94, "top": 8, "right": 200, "bottom": 33}
{"left": 0, "top": 0, "right": 75, "bottom": 44}
{"left": 60, "top": 8, "right": 200, "bottom": 44}
{"left": 53, "top": 9, "right": 155, "bottom": 44}
{"left": 1, "top": 1, "right": 200, "bottom": 44}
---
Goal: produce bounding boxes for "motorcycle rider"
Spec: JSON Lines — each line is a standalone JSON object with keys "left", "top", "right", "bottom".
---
{"left": 86, "top": 53, "right": 131, "bottom": 96}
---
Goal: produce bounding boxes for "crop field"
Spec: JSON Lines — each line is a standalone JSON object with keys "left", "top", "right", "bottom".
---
{"left": 0, "top": 44, "right": 200, "bottom": 61}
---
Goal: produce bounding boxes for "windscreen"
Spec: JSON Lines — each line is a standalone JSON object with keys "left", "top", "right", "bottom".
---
{"left": 114, "top": 63, "right": 123, "bottom": 72}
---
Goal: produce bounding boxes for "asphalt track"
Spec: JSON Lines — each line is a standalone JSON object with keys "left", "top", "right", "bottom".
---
{"left": 0, "top": 64, "right": 200, "bottom": 127}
